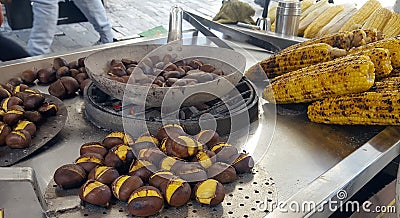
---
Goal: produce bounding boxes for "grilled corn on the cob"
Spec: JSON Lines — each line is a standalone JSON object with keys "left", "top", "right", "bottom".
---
{"left": 301, "top": 0, "right": 314, "bottom": 12}
{"left": 307, "top": 92, "right": 400, "bottom": 125}
{"left": 371, "top": 80, "right": 400, "bottom": 92}
{"left": 317, "top": 5, "right": 357, "bottom": 37}
{"left": 304, "top": 5, "right": 345, "bottom": 38}
{"left": 339, "top": 0, "right": 381, "bottom": 32}
{"left": 298, "top": 1, "right": 330, "bottom": 36}
{"left": 389, "top": 68, "right": 400, "bottom": 77}
{"left": 260, "top": 43, "right": 347, "bottom": 78}
{"left": 362, "top": 8, "right": 392, "bottom": 31}
{"left": 349, "top": 37, "right": 400, "bottom": 68}
{"left": 382, "top": 12, "right": 400, "bottom": 37}
{"left": 263, "top": 55, "right": 375, "bottom": 104}
{"left": 300, "top": 0, "right": 328, "bottom": 21}
{"left": 350, "top": 48, "right": 392, "bottom": 79}
{"left": 268, "top": 5, "right": 278, "bottom": 25}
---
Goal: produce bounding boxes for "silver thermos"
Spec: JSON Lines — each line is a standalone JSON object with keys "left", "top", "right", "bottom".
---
{"left": 274, "top": 1, "right": 301, "bottom": 36}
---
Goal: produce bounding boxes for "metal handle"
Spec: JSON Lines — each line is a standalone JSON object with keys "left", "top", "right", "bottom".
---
{"left": 0, "top": 167, "right": 48, "bottom": 212}
{"left": 167, "top": 6, "right": 183, "bottom": 42}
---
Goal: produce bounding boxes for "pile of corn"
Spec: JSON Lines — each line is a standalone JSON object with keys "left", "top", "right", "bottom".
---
{"left": 245, "top": 29, "right": 400, "bottom": 125}
{"left": 269, "top": 0, "right": 400, "bottom": 39}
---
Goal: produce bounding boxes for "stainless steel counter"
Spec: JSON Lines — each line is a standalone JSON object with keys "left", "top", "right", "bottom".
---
{"left": 0, "top": 35, "right": 399, "bottom": 218}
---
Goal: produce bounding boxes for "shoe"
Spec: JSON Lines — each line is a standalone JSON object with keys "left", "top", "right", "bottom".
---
{"left": 93, "top": 38, "right": 117, "bottom": 45}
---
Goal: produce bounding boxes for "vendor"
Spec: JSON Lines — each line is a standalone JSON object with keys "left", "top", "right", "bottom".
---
{"left": 0, "top": 3, "right": 30, "bottom": 61}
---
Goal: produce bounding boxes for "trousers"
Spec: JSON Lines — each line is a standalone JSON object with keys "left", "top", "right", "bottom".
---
{"left": 0, "top": 34, "right": 30, "bottom": 61}
{"left": 28, "top": 0, "right": 114, "bottom": 56}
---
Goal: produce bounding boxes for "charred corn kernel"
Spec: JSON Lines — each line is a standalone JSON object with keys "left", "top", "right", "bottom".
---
{"left": 351, "top": 48, "right": 392, "bottom": 79}
{"left": 363, "top": 29, "right": 386, "bottom": 44}
{"left": 298, "top": 0, "right": 330, "bottom": 36}
{"left": 382, "top": 13, "right": 400, "bottom": 37}
{"left": 349, "top": 37, "right": 400, "bottom": 68}
{"left": 340, "top": 0, "right": 381, "bottom": 32}
{"left": 261, "top": 43, "right": 347, "bottom": 78}
{"left": 362, "top": 8, "right": 392, "bottom": 31}
{"left": 264, "top": 56, "right": 375, "bottom": 104}
{"left": 308, "top": 92, "right": 400, "bottom": 125}
{"left": 371, "top": 80, "right": 400, "bottom": 92}
{"left": 301, "top": 0, "right": 314, "bottom": 12}
{"left": 304, "top": 5, "right": 344, "bottom": 39}
{"left": 318, "top": 6, "right": 357, "bottom": 37}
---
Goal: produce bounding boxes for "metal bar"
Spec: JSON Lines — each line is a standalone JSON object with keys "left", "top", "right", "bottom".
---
{"left": 0, "top": 167, "right": 48, "bottom": 212}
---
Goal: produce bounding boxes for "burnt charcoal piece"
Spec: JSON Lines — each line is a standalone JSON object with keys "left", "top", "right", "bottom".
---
{"left": 54, "top": 164, "right": 87, "bottom": 189}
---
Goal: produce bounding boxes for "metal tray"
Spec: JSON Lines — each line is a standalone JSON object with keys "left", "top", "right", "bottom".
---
{"left": 44, "top": 165, "right": 277, "bottom": 218}
{"left": 0, "top": 94, "right": 68, "bottom": 166}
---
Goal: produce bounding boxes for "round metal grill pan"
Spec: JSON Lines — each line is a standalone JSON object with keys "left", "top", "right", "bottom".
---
{"left": 44, "top": 165, "right": 276, "bottom": 218}
{"left": 0, "top": 94, "right": 68, "bottom": 166}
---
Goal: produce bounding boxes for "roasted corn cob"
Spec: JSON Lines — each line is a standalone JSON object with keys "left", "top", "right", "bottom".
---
{"left": 307, "top": 92, "right": 400, "bottom": 125}
{"left": 301, "top": 0, "right": 314, "bottom": 12}
{"left": 304, "top": 5, "right": 345, "bottom": 39}
{"left": 382, "top": 12, "right": 400, "bottom": 37}
{"left": 300, "top": 0, "right": 328, "bottom": 21}
{"left": 263, "top": 55, "right": 375, "bottom": 104}
{"left": 363, "top": 29, "right": 385, "bottom": 44}
{"left": 381, "top": 76, "right": 400, "bottom": 83}
{"left": 388, "top": 68, "right": 400, "bottom": 77}
{"left": 371, "top": 80, "right": 400, "bottom": 92}
{"left": 268, "top": 5, "right": 278, "bottom": 25}
{"left": 349, "top": 37, "right": 400, "bottom": 68}
{"left": 317, "top": 6, "right": 357, "bottom": 37}
{"left": 281, "top": 29, "right": 372, "bottom": 53}
{"left": 362, "top": 8, "right": 392, "bottom": 31}
{"left": 298, "top": 1, "right": 330, "bottom": 36}
{"left": 339, "top": 0, "right": 381, "bottom": 32}
{"left": 260, "top": 43, "right": 347, "bottom": 78}
{"left": 350, "top": 48, "right": 392, "bottom": 79}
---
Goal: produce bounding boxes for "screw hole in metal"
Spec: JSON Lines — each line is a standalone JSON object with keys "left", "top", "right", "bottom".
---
{"left": 119, "top": 209, "right": 123, "bottom": 212}
{"left": 226, "top": 202, "right": 231, "bottom": 205}
{"left": 238, "top": 187, "right": 243, "bottom": 190}
{"left": 251, "top": 208, "right": 256, "bottom": 211}
{"left": 83, "top": 214, "right": 88, "bottom": 217}
{"left": 253, "top": 182, "right": 257, "bottom": 184}
{"left": 192, "top": 210, "right": 197, "bottom": 213}
{"left": 228, "top": 211, "right": 234, "bottom": 214}
{"left": 255, "top": 190, "right": 259, "bottom": 193}
{"left": 245, "top": 196, "right": 249, "bottom": 199}
{"left": 229, "top": 193, "right": 233, "bottom": 197}
{"left": 102, "top": 211, "right": 107, "bottom": 214}
{"left": 240, "top": 203, "right": 245, "bottom": 206}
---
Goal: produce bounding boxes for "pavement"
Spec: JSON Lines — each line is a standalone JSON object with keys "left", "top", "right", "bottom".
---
{"left": 0, "top": 0, "right": 262, "bottom": 55}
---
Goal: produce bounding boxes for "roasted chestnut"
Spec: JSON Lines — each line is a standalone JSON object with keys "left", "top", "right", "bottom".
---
{"left": 194, "top": 179, "right": 225, "bottom": 206}
{"left": 5, "top": 130, "right": 31, "bottom": 149}
{"left": 3, "top": 108, "right": 24, "bottom": 126}
{"left": 79, "top": 180, "right": 112, "bottom": 207}
{"left": 54, "top": 164, "right": 87, "bottom": 189}
{"left": 192, "top": 150, "right": 216, "bottom": 169}
{"left": 211, "top": 143, "right": 239, "bottom": 164}
{"left": 78, "top": 57, "right": 86, "bottom": 68}
{"left": 80, "top": 142, "right": 108, "bottom": 157}
{"left": 161, "top": 178, "right": 191, "bottom": 206}
{"left": 159, "top": 156, "right": 184, "bottom": 172}
{"left": 53, "top": 57, "right": 68, "bottom": 70}
{"left": 37, "top": 68, "right": 56, "bottom": 84}
{"left": 1, "top": 96, "right": 23, "bottom": 111}
{"left": 163, "top": 136, "right": 201, "bottom": 159}
{"left": 75, "top": 73, "right": 89, "bottom": 84}
{"left": 79, "top": 79, "right": 91, "bottom": 93}
{"left": 195, "top": 130, "right": 220, "bottom": 149}
{"left": 68, "top": 60, "right": 79, "bottom": 69}
{"left": 23, "top": 93, "right": 45, "bottom": 110}
{"left": 232, "top": 153, "right": 254, "bottom": 174}
{"left": 38, "top": 102, "right": 58, "bottom": 117}
{"left": 21, "top": 69, "right": 38, "bottom": 84}
{"left": 48, "top": 80, "right": 66, "bottom": 99}
{"left": 15, "top": 120, "right": 37, "bottom": 136}
{"left": 102, "top": 131, "right": 134, "bottom": 149}
{"left": 104, "top": 144, "right": 134, "bottom": 172}
{"left": 75, "top": 153, "right": 104, "bottom": 173}
{"left": 88, "top": 166, "right": 119, "bottom": 185}
{"left": 137, "top": 147, "right": 165, "bottom": 165}
{"left": 128, "top": 159, "right": 157, "bottom": 182}
{"left": 156, "top": 124, "right": 186, "bottom": 140}
{"left": 56, "top": 66, "right": 70, "bottom": 79}
{"left": 111, "top": 175, "right": 144, "bottom": 202}
{"left": 127, "top": 186, "right": 164, "bottom": 217}
{"left": 199, "top": 64, "right": 216, "bottom": 73}
{"left": 174, "top": 163, "right": 207, "bottom": 183}
{"left": 0, "top": 123, "right": 11, "bottom": 146}
{"left": 149, "top": 170, "right": 176, "bottom": 189}
{"left": 207, "top": 162, "right": 237, "bottom": 184}
{"left": 70, "top": 69, "right": 81, "bottom": 78}
{"left": 0, "top": 88, "right": 11, "bottom": 100}
{"left": 7, "top": 77, "right": 23, "bottom": 87}
{"left": 130, "top": 141, "right": 157, "bottom": 155}
{"left": 135, "top": 135, "right": 159, "bottom": 146}
{"left": 24, "top": 111, "right": 42, "bottom": 123}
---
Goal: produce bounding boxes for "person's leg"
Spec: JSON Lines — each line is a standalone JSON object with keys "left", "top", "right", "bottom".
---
{"left": 73, "top": 0, "right": 114, "bottom": 43}
{"left": 0, "top": 35, "right": 30, "bottom": 61}
{"left": 28, "top": 0, "right": 59, "bottom": 56}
